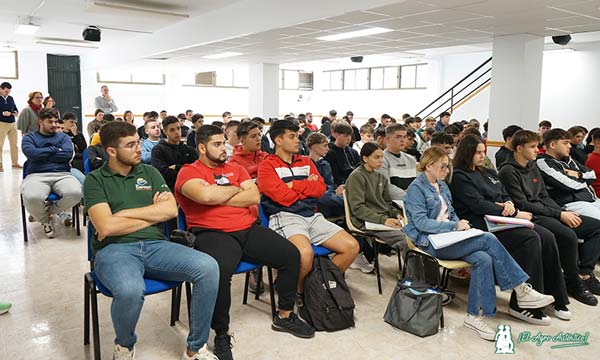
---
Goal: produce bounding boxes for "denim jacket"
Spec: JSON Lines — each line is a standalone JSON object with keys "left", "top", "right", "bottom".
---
{"left": 403, "top": 173, "right": 459, "bottom": 247}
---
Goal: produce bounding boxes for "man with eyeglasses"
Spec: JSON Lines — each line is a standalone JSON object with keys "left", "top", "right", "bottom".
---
{"left": 379, "top": 123, "right": 418, "bottom": 201}
{"left": 84, "top": 121, "right": 219, "bottom": 360}
{"left": 21, "top": 108, "right": 82, "bottom": 238}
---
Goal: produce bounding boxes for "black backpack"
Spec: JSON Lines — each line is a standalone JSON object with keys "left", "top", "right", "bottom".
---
{"left": 300, "top": 256, "right": 355, "bottom": 331}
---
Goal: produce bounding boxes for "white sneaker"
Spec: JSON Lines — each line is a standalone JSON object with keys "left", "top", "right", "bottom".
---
{"left": 508, "top": 306, "right": 551, "bottom": 326}
{"left": 42, "top": 223, "right": 55, "bottom": 238}
{"left": 182, "top": 344, "right": 218, "bottom": 360}
{"left": 58, "top": 212, "right": 72, "bottom": 227}
{"left": 515, "top": 283, "right": 555, "bottom": 309}
{"left": 349, "top": 253, "right": 375, "bottom": 274}
{"left": 552, "top": 305, "right": 572, "bottom": 321}
{"left": 113, "top": 344, "right": 135, "bottom": 360}
{"left": 464, "top": 313, "right": 496, "bottom": 341}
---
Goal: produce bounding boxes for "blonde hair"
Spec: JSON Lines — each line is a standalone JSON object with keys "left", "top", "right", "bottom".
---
{"left": 417, "top": 147, "right": 450, "bottom": 173}
{"left": 28, "top": 91, "right": 42, "bottom": 102}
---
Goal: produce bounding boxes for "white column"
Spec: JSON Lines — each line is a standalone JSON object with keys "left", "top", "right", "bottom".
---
{"left": 248, "top": 63, "right": 279, "bottom": 119}
{"left": 488, "top": 34, "right": 544, "bottom": 143}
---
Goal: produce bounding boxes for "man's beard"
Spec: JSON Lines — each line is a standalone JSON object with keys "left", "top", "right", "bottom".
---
{"left": 116, "top": 152, "right": 140, "bottom": 166}
{"left": 207, "top": 151, "right": 226, "bottom": 164}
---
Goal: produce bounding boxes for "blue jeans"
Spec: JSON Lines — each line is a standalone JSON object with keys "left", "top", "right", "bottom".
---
{"left": 94, "top": 240, "right": 219, "bottom": 351}
{"left": 423, "top": 232, "right": 528, "bottom": 317}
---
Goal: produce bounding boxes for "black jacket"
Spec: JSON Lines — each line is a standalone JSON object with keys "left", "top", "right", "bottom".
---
{"left": 495, "top": 146, "right": 512, "bottom": 168}
{"left": 570, "top": 145, "right": 588, "bottom": 166}
{"left": 450, "top": 167, "right": 516, "bottom": 230}
{"left": 535, "top": 153, "right": 597, "bottom": 206}
{"left": 65, "top": 130, "right": 87, "bottom": 173}
{"left": 497, "top": 156, "right": 562, "bottom": 219}
{"left": 88, "top": 144, "right": 108, "bottom": 171}
{"left": 150, "top": 140, "right": 198, "bottom": 190}
{"left": 325, "top": 143, "right": 360, "bottom": 186}
{"left": 320, "top": 120, "right": 331, "bottom": 137}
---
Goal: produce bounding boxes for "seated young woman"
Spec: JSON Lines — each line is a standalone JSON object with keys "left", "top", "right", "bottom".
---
{"left": 450, "top": 135, "right": 570, "bottom": 323}
{"left": 345, "top": 142, "right": 406, "bottom": 251}
{"left": 403, "top": 147, "right": 555, "bottom": 341}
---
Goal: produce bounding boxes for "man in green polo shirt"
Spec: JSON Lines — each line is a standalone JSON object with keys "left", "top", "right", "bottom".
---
{"left": 83, "top": 121, "right": 219, "bottom": 360}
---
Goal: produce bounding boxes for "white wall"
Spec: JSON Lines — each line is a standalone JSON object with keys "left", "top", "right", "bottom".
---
{"left": 3, "top": 51, "right": 48, "bottom": 112}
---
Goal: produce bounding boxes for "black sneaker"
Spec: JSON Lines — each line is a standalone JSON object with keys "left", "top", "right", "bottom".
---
{"left": 568, "top": 282, "right": 598, "bottom": 306}
{"left": 582, "top": 275, "right": 600, "bottom": 295}
{"left": 508, "top": 301, "right": 551, "bottom": 325}
{"left": 248, "top": 269, "right": 265, "bottom": 295}
{"left": 214, "top": 334, "right": 234, "bottom": 360}
{"left": 271, "top": 312, "right": 315, "bottom": 339}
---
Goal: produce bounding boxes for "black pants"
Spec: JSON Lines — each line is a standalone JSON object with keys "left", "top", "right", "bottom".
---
{"left": 495, "top": 225, "right": 569, "bottom": 307}
{"left": 533, "top": 215, "right": 600, "bottom": 286}
{"left": 191, "top": 223, "right": 300, "bottom": 335}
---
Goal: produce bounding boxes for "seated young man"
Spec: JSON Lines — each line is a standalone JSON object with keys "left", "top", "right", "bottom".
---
{"left": 257, "top": 120, "right": 359, "bottom": 305}
{"left": 21, "top": 108, "right": 82, "bottom": 237}
{"left": 175, "top": 125, "right": 314, "bottom": 360}
{"left": 498, "top": 130, "right": 600, "bottom": 305}
{"left": 224, "top": 120, "right": 240, "bottom": 160}
{"left": 187, "top": 113, "right": 204, "bottom": 149}
{"left": 586, "top": 130, "right": 600, "bottom": 197}
{"left": 325, "top": 120, "right": 360, "bottom": 186}
{"left": 537, "top": 128, "right": 600, "bottom": 220}
{"left": 83, "top": 121, "right": 219, "bottom": 360}
{"left": 496, "top": 125, "right": 522, "bottom": 168}
{"left": 352, "top": 124, "right": 374, "bottom": 153}
{"left": 403, "top": 128, "right": 421, "bottom": 161}
{"left": 307, "top": 132, "right": 345, "bottom": 218}
{"left": 141, "top": 119, "right": 161, "bottom": 164}
{"left": 151, "top": 116, "right": 198, "bottom": 191}
{"left": 379, "top": 123, "right": 417, "bottom": 201}
{"left": 229, "top": 120, "right": 268, "bottom": 180}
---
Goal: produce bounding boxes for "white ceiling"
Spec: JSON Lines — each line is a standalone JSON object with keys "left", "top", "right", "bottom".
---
{"left": 2, "top": 0, "right": 600, "bottom": 64}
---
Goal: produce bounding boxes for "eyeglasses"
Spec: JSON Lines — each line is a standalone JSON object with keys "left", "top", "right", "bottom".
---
{"left": 119, "top": 141, "right": 141, "bottom": 150}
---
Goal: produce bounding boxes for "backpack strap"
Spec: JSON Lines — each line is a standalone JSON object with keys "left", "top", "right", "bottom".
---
{"left": 316, "top": 256, "right": 354, "bottom": 325}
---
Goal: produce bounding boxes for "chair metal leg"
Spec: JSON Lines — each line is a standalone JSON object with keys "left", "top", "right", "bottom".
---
{"left": 75, "top": 205, "right": 81, "bottom": 236}
{"left": 440, "top": 309, "right": 445, "bottom": 329}
{"left": 173, "top": 284, "right": 183, "bottom": 324}
{"left": 84, "top": 274, "right": 90, "bottom": 345}
{"left": 267, "top": 267, "right": 276, "bottom": 318}
{"left": 242, "top": 272, "right": 251, "bottom": 305}
{"left": 185, "top": 282, "right": 192, "bottom": 318}
{"left": 72, "top": 206, "right": 76, "bottom": 228}
{"left": 89, "top": 279, "right": 101, "bottom": 360}
{"left": 372, "top": 240, "right": 382, "bottom": 294}
{"left": 255, "top": 267, "right": 262, "bottom": 300}
{"left": 21, "top": 196, "right": 28, "bottom": 242}
{"left": 170, "top": 288, "right": 178, "bottom": 326}
{"left": 83, "top": 210, "right": 87, "bottom": 227}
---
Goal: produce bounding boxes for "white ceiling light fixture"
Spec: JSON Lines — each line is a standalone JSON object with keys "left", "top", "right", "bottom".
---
{"left": 89, "top": 1, "right": 190, "bottom": 19}
{"left": 203, "top": 52, "right": 243, "bottom": 59}
{"left": 36, "top": 39, "right": 99, "bottom": 49}
{"left": 15, "top": 23, "right": 40, "bottom": 35}
{"left": 316, "top": 27, "right": 394, "bottom": 41}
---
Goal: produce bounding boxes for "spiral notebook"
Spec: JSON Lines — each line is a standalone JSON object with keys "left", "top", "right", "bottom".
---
{"left": 484, "top": 215, "right": 534, "bottom": 233}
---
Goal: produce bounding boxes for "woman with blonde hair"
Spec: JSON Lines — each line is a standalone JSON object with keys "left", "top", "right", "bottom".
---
{"left": 17, "top": 91, "right": 43, "bottom": 134}
{"left": 403, "top": 147, "right": 554, "bottom": 341}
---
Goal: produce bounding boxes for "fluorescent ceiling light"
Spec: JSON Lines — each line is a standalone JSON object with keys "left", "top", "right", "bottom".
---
{"left": 15, "top": 24, "right": 40, "bottom": 35}
{"left": 316, "top": 27, "right": 393, "bottom": 41}
{"left": 36, "top": 40, "right": 98, "bottom": 48}
{"left": 91, "top": 1, "right": 189, "bottom": 19}
{"left": 203, "top": 52, "right": 243, "bottom": 59}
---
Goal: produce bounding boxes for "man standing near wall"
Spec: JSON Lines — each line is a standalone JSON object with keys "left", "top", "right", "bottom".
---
{"left": 0, "top": 82, "right": 21, "bottom": 171}
{"left": 94, "top": 85, "right": 118, "bottom": 114}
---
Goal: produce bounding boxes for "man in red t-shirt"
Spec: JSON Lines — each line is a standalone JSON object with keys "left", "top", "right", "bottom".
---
{"left": 586, "top": 131, "right": 600, "bottom": 197}
{"left": 175, "top": 125, "right": 314, "bottom": 360}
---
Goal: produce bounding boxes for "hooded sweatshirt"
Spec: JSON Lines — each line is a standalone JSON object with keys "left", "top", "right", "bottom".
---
{"left": 536, "top": 153, "right": 597, "bottom": 206}
{"left": 497, "top": 155, "right": 562, "bottom": 219}
{"left": 229, "top": 144, "right": 268, "bottom": 179}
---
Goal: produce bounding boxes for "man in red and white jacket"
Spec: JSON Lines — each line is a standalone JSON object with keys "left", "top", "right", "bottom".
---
{"left": 257, "top": 119, "right": 359, "bottom": 308}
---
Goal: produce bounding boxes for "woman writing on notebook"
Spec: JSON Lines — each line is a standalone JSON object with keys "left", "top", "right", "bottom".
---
{"left": 346, "top": 142, "right": 406, "bottom": 251}
{"left": 450, "top": 135, "right": 570, "bottom": 323}
{"left": 403, "top": 147, "right": 554, "bottom": 341}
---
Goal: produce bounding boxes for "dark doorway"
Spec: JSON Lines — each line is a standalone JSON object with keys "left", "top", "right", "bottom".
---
{"left": 47, "top": 54, "right": 82, "bottom": 129}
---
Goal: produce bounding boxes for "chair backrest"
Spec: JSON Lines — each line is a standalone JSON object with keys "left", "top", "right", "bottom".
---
{"left": 258, "top": 202, "right": 269, "bottom": 227}
{"left": 22, "top": 161, "right": 29, "bottom": 179}
{"left": 342, "top": 189, "right": 363, "bottom": 234}
{"left": 83, "top": 148, "right": 90, "bottom": 175}
{"left": 177, "top": 207, "right": 187, "bottom": 230}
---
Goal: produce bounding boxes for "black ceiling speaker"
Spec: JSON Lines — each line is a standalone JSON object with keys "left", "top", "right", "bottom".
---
{"left": 83, "top": 26, "right": 101, "bottom": 42}
{"left": 552, "top": 35, "right": 571, "bottom": 46}
{"left": 350, "top": 56, "right": 363, "bottom": 63}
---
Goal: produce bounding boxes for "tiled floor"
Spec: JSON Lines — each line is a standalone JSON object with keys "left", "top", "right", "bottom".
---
{"left": 1, "top": 155, "right": 600, "bottom": 359}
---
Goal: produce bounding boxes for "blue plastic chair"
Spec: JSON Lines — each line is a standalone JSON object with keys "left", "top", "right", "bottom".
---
{"left": 177, "top": 208, "right": 277, "bottom": 318}
{"left": 83, "top": 222, "right": 183, "bottom": 360}
{"left": 83, "top": 148, "right": 91, "bottom": 175}
{"left": 20, "top": 161, "right": 81, "bottom": 241}
{"left": 258, "top": 203, "right": 333, "bottom": 257}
